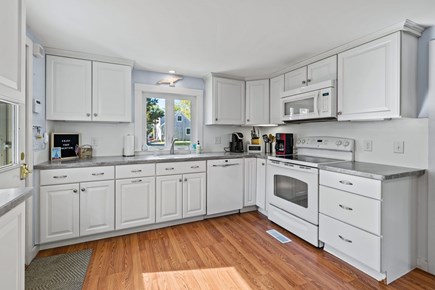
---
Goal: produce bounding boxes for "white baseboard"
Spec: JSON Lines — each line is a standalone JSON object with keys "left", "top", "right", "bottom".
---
{"left": 417, "top": 257, "right": 429, "bottom": 272}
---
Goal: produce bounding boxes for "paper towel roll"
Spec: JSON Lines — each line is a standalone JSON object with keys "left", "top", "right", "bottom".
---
{"left": 123, "top": 135, "right": 135, "bottom": 157}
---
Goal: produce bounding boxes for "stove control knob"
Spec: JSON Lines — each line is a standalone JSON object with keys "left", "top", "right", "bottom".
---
{"left": 301, "top": 139, "right": 306, "bottom": 144}
{"left": 344, "top": 141, "right": 350, "bottom": 146}
{"left": 296, "top": 139, "right": 301, "bottom": 144}
{"left": 336, "top": 140, "right": 342, "bottom": 146}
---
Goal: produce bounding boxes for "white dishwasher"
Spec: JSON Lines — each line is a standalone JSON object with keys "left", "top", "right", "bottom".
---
{"left": 207, "top": 158, "right": 244, "bottom": 215}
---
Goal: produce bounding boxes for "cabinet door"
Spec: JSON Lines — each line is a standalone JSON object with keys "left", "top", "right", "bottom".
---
{"left": 338, "top": 33, "right": 400, "bottom": 121}
{"left": 0, "top": 203, "right": 25, "bottom": 290}
{"left": 307, "top": 55, "right": 337, "bottom": 84}
{"left": 46, "top": 55, "right": 92, "bottom": 121}
{"left": 80, "top": 180, "right": 115, "bottom": 236}
{"left": 214, "top": 77, "right": 245, "bottom": 124}
{"left": 255, "top": 158, "right": 266, "bottom": 210}
{"left": 40, "top": 184, "right": 80, "bottom": 243}
{"left": 115, "top": 177, "right": 155, "bottom": 230}
{"left": 244, "top": 158, "right": 257, "bottom": 206}
{"left": 246, "top": 79, "right": 270, "bottom": 125}
{"left": 0, "top": 0, "right": 25, "bottom": 103}
{"left": 182, "top": 173, "right": 206, "bottom": 218}
{"left": 269, "top": 75, "right": 285, "bottom": 125}
{"left": 92, "top": 62, "right": 132, "bottom": 122}
{"left": 284, "top": 67, "right": 307, "bottom": 91}
{"left": 156, "top": 175, "right": 183, "bottom": 223}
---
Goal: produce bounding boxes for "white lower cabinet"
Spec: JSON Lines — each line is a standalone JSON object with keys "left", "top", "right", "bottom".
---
{"left": 40, "top": 183, "right": 80, "bottom": 243}
{"left": 79, "top": 180, "right": 115, "bottom": 236}
{"left": 183, "top": 173, "right": 206, "bottom": 218}
{"left": 244, "top": 158, "right": 257, "bottom": 206}
{"left": 255, "top": 158, "right": 267, "bottom": 211}
{"left": 115, "top": 177, "right": 156, "bottom": 230}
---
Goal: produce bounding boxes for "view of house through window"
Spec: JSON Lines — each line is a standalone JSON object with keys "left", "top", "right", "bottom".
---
{"left": 146, "top": 96, "right": 192, "bottom": 149}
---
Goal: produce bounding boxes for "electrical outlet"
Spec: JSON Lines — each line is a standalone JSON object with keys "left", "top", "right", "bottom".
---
{"left": 91, "top": 137, "right": 98, "bottom": 147}
{"left": 363, "top": 140, "right": 373, "bottom": 152}
{"left": 393, "top": 141, "right": 404, "bottom": 154}
{"left": 214, "top": 136, "right": 221, "bottom": 144}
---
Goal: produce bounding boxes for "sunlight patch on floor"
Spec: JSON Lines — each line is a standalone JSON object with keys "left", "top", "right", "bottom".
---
{"left": 141, "top": 267, "right": 253, "bottom": 289}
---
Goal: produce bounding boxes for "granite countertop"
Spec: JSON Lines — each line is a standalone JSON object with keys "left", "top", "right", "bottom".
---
{"left": 34, "top": 152, "right": 269, "bottom": 170}
{"left": 0, "top": 187, "right": 33, "bottom": 218}
{"left": 319, "top": 161, "right": 425, "bottom": 181}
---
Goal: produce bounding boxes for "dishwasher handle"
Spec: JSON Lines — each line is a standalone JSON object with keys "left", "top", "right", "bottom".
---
{"left": 212, "top": 163, "right": 240, "bottom": 168}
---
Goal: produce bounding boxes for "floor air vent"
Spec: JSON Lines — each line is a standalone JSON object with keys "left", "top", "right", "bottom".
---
{"left": 266, "top": 229, "right": 292, "bottom": 243}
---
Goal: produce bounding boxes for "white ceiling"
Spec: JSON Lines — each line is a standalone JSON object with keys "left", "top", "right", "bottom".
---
{"left": 27, "top": 0, "right": 435, "bottom": 79}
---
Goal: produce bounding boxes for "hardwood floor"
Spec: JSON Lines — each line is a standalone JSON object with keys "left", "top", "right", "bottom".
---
{"left": 37, "top": 212, "right": 435, "bottom": 289}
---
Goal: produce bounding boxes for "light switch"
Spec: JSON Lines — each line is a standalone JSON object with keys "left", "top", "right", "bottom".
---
{"left": 393, "top": 141, "right": 404, "bottom": 154}
{"left": 363, "top": 140, "right": 372, "bottom": 152}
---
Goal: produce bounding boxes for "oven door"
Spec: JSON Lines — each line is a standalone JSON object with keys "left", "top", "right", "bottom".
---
{"left": 266, "top": 159, "right": 319, "bottom": 225}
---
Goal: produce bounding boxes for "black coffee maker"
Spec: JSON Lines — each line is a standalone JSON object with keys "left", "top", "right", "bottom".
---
{"left": 230, "top": 132, "right": 244, "bottom": 153}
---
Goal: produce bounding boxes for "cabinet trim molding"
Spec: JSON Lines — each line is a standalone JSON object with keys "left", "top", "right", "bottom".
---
{"left": 45, "top": 48, "right": 134, "bottom": 67}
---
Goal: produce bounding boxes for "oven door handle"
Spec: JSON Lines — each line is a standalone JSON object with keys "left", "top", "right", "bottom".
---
{"left": 268, "top": 160, "right": 317, "bottom": 174}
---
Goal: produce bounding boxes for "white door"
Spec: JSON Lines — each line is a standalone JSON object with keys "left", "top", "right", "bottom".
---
{"left": 214, "top": 77, "right": 245, "bottom": 124}
{"left": 40, "top": 184, "right": 80, "bottom": 243}
{"left": 115, "top": 177, "right": 155, "bottom": 230}
{"left": 246, "top": 79, "right": 270, "bottom": 125}
{"left": 284, "top": 67, "right": 307, "bottom": 91}
{"left": 269, "top": 75, "right": 285, "bottom": 125}
{"left": 46, "top": 55, "right": 92, "bottom": 121}
{"left": 182, "top": 173, "right": 206, "bottom": 218}
{"left": 307, "top": 55, "right": 337, "bottom": 84}
{"left": 156, "top": 175, "right": 183, "bottom": 222}
{"left": 92, "top": 62, "right": 132, "bottom": 122}
{"left": 337, "top": 32, "right": 400, "bottom": 121}
{"left": 79, "top": 180, "right": 115, "bottom": 236}
{"left": 244, "top": 158, "right": 257, "bottom": 206}
{"left": 255, "top": 158, "right": 266, "bottom": 210}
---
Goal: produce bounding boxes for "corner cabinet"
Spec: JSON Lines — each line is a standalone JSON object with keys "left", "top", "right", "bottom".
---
{"left": 337, "top": 32, "right": 417, "bottom": 121}
{"left": 0, "top": 0, "right": 25, "bottom": 104}
{"left": 269, "top": 75, "right": 285, "bottom": 125}
{"left": 46, "top": 55, "right": 132, "bottom": 122}
{"left": 243, "top": 158, "right": 257, "bottom": 206}
{"left": 246, "top": 79, "right": 270, "bottom": 125}
{"left": 204, "top": 75, "right": 245, "bottom": 125}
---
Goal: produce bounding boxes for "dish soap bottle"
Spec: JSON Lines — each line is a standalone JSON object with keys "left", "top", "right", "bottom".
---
{"left": 196, "top": 140, "right": 201, "bottom": 154}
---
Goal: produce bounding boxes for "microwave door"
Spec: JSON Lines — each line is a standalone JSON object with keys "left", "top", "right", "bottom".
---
{"left": 282, "top": 91, "right": 319, "bottom": 121}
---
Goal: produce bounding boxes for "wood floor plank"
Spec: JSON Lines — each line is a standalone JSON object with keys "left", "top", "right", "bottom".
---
{"left": 35, "top": 212, "right": 435, "bottom": 289}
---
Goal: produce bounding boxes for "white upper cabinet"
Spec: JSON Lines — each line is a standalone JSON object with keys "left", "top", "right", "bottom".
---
{"left": 204, "top": 76, "right": 245, "bottom": 125}
{"left": 246, "top": 79, "right": 270, "bottom": 125}
{"left": 269, "top": 75, "right": 285, "bottom": 125}
{"left": 46, "top": 56, "right": 92, "bottom": 121}
{"left": 285, "top": 56, "right": 337, "bottom": 91}
{"left": 338, "top": 32, "right": 417, "bottom": 121}
{"left": 0, "top": 0, "right": 25, "bottom": 103}
{"left": 93, "top": 62, "right": 132, "bottom": 122}
{"left": 46, "top": 55, "right": 132, "bottom": 122}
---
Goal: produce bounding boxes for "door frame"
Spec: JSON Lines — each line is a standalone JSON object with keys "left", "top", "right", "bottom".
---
{"left": 428, "top": 40, "right": 435, "bottom": 275}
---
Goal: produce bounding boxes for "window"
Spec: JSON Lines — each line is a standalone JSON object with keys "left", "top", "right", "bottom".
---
{"left": 0, "top": 100, "right": 17, "bottom": 169}
{"left": 177, "top": 115, "right": 182, "bottom": 122}
{"left": 185, "top": 128, "right": 191, "bottom": 135}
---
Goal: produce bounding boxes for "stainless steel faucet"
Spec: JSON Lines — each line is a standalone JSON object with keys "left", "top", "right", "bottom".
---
{"left": 170, "top": 137, "right": 178, "bottom": 154}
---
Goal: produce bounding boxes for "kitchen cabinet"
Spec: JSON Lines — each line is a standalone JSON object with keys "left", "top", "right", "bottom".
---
{"left": 0, "top": 0, "right": 25, "bottom": 104}
{"left": 284, "top": 56, "right": 337, "bottom": 91}
{"left": 319, "top": 170, "right": 418, "bottom": 283}
{"left": 204, "top": 75, "right": 245, "bottom": 125}
{"left": 255, "top": 158, "right": 267, "bottom": 212}
{"left": 245, "top": 79, "right": 269, "bottom": 125}
{"left": 244, "top": 158, "right": 257, "bottom": 206}
{"left": 0, "top": 202, "right": 25, "bottom": 290}
{"left": 337, "top": 32, "right": 417, "bottom": 121}
{"left": 269, "top": 75, "right": 285, "bottom": 124}
{"left": 156, "top": 161, "right": 206, "bottom": 223}
{"left": 79, "top": 180, "right": 115, "bottom": 236}
{"left": 46, "top": 55, "right": 132, "bottom": 122}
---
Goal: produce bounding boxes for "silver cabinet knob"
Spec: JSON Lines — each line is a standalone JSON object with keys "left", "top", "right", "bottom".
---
{"left": 307, "top": 79, "right": 311, "bottom": 83}
{"left": 247, "top": 119, "right": 250, "bottom": 122}
{"left": 337, "top": 111, "right": 342, "bottom": 115}
{"left": 81, "top": 188, "right": 86, "bottom": 192}
{"left": 73, "top": 189, "right": 78, "bottom": 193}
{"left": 215, "top": 118, "right": 218, "bottom": 121}
{"left": 302, "top": 80, "right": 306, "bottom": 84}
{"left": 86, "top": 113, "right": 91, "bottom": 117}
{"left": 184, "top": 178, "right": 187, "bottom": 182}
{"left": 179, "top": 179, "right": 182, "bottom": 182}
{"left": 94, "top": 113, "right": 98, "bottom": 117}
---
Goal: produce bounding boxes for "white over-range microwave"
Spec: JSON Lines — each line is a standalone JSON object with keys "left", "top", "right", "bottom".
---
{"left": 281, "top": 80, "right": 336, "bottom": 122}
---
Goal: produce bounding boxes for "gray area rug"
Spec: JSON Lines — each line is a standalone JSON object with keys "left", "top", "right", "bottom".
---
{"left": 25, "top": 249, "right": 92, "bottom": 290}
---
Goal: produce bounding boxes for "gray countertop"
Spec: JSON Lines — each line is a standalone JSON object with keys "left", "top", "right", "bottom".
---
{"left": 34, "top": 152, "right": 268, "bottom": 170}
{"left": 319, "top": 161, "right": 425, "bottom": 181}
{"left": 0, "top": 187, "right": 33, "bottom": 218}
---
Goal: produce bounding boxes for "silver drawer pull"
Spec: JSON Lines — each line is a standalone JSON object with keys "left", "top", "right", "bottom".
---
{"left": 92, "top": 172, "right": 105, "bottom": 176}
{"left": 212, "top": 164, "right": 239, "bottom": 167}
{"left": 131, "top": 179, "right": 142, "bottom": 183}
{"left": 53, "top": 175, "right": 67, "bottom": 179}
{"left": 339, "top": 180, "right": 353, "bottom": 185}
{"left": 339, "top": 204, "right": 353, "bottom": 211}
{"left": 165, "top": 167, "right": 175, "bottom": 170}
{"left": 191, "top": 165, "right": 200, "bottom": 169}
{"left": 338, "top": 235, "right": 352, "bottom": 243}
{"left": 131, "top": 170, "right": 142, "bottom": 173}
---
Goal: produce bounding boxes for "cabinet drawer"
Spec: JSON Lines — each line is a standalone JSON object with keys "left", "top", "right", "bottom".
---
{"left": 319, "top": 214, "right": 381, "bottom": 271}
{"left": 116, "top": 164, "right": 155, "bottom": 179}
{"left": 320, "top": 170, "right": 381, "bottom": 199}
{"left": 319, "top": 186, "right": 381, "bottom": 235}
{"left": 40, "top": 166, "right": 115, "bottom": 185}
{"left": 156, "top": 161, "right": 206, "bottom": 175}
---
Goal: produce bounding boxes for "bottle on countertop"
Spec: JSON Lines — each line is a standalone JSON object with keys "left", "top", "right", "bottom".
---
{"left": 196, "top": 140, "right": 201, "bottom": 154}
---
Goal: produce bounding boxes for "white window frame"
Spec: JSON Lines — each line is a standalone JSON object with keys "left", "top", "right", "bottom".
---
{"left": 134, "top": 84, "right": 203, "bottom": 153}
{"left": 0, "top": 99, "right": 19, "bottom": 172}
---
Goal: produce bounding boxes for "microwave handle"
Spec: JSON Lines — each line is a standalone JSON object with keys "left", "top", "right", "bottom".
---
{"left": 314, "top": 91, "right": 320, "bottom": 116}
